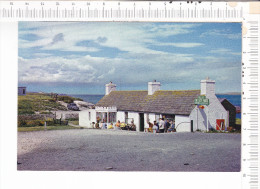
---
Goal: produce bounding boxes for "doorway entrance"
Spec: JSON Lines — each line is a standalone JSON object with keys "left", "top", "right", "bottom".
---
{"left": 139, "top": 113, "right": 144, "bottom": 132}
{"left": 216, "top": 119, "right": 225, "bottom": 130}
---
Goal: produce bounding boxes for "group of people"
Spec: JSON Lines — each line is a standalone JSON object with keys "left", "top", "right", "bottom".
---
{"left": 93, "top": 118, "right": 175, "bottom": 133}
{"left": 145, "top": 118, "right": 176, "bottom": 133}
{"left": 94, "top": 120, "right": 136, "bottom": 131}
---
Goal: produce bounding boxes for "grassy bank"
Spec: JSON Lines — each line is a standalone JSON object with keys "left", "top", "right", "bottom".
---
{"left": 18, "top": 93, "right": 82, "bottom": 115}
{"left": 18, "top": 125, "right": 84, "bottom": 132}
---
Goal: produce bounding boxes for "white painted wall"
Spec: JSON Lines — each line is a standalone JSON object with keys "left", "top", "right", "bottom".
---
{"left": 79, "top": 109, "right": 96, "bottom": 128}
{"left": 175, "top": 115, "right": 190, "bottom": 132}
{"left": 117, "top": 111, "right": 125, "bottom": 123}
{"left": 208, "top": 95, "right": 228, "bottom": 130}
{"left": 144, "top": 113, "right": 149, "bottom": 129}
{"left": 190, "top": 107, "right": 207, "bottom": 131}
{"left": 190, "top": 95, "right": 228, "bottom": 131}
{"left": 128, "top": 112, "right": 140, "bottom": 131}
{"left": 148, "top": 113, "right": 156, "bottom": 123}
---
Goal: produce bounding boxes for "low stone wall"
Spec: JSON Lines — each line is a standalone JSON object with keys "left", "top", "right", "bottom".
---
{"left": 63, "top": 113, "right": 79, "bottom": 120}
{"left": 18, "top": 112, "right": 79, "bottom": 121}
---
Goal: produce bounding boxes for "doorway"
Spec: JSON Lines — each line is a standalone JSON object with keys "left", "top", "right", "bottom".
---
{"left": 139, "top": 113, "right": 144, "bottom": 132}
{"left": 216, "top": 119, "right": 225, "bottom": 130}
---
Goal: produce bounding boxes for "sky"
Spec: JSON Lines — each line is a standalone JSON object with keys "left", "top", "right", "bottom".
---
{"left": 18, "top": 22, "right": 241, "bottom": 94}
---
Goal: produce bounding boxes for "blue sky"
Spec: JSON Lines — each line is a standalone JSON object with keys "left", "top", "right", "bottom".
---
{"left": 18, "top": 22, "right": 241, "bottom": 94}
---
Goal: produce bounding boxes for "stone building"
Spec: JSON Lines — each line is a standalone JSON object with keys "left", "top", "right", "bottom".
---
{"left": 18, "top": 87, "right": 26, "bottom": 96}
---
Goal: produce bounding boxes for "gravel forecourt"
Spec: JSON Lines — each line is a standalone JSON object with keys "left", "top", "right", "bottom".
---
{"left": 17, "top": 129, "right": 241, "bottom": 172}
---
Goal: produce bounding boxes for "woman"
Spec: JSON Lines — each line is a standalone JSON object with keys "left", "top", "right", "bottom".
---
{"left": 108, "top": 122, "right": 114, "bottom": 129}
{"left": 148, "top": 122, "right": 153, "bottom": 132}
{"left": 115, "top": 120, "right": 121, "bottom": 130}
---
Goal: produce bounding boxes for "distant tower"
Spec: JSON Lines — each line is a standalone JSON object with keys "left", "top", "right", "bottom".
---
{"left": 105, "top": 81, "right": 116, "bottom": 95}
{"left": 200, "top": 77, "right": 215, "bottom": 96}
{"left": 148, "top": 80, "right": 161, "bottom": 95}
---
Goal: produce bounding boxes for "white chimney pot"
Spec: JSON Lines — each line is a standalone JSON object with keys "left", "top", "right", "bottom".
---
{"left": 148, "top": 81, "right": 161, "bottom": 95}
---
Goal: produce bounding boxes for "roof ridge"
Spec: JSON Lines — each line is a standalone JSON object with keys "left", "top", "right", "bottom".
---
{"left": 111, "top": 90, "right": 148, "bottom": 92}
{"left": 157, "top": 89, "right": 200, "bottom": 92}
{"left": 111, "top": 89, "right": 200, "bottom": 93}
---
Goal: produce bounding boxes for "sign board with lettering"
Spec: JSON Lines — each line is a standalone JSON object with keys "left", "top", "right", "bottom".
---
{"left": 194, "top": 95, "right": 209, "bottom": 105}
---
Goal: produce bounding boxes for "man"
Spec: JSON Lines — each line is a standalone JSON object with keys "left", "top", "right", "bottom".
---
{"left": 165, "top": 119, "right": 170, "bottom": 133}
{"left": 168, "top": 121, "right": 176, "bottom": 132}
{"left": 154, "top": 120, "right": 159, "bottom": 133}
{"left": 159, "top": 118, "right": 165, "bottom": 133}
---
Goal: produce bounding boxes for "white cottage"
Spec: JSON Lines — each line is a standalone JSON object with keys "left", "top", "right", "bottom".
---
{"left": 79, "top": 79, "right": 229, "bottom": 132}
{"left": 189, "top": 78, "right": 229, "bottom": 131}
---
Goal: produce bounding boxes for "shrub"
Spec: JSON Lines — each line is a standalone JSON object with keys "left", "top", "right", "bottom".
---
{"left": 18, "top": 109, "right": 35, "bottom": 115}
{"left": 48, "top": 99, "right": 56, "bottom": 102}
{"left": 18, "top": 119, "right": 27, "bottom": 127}
{"left": 73, "top": 97, "right": 83, "bottom": 101}
{"left": 18, "top": 119, "right": 45, "bottom": 127}
{"left": 57, "top": 96, "right": 74, "bottom": 103}
{"left": 40, "top": 111, "right": 53, "bottom": 114}
{"left": 25, "top": 120, "right": 45, "bottom": 127}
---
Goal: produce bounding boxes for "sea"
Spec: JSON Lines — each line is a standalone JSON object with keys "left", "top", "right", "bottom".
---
{"left": 70, "top": 94, "right": 104, "bottom": 104}
{"left": 216, "top": 94, "right": 241, "bottom": 119}
{"left": 70, "top": 94, "right": 241, "bottom": 119}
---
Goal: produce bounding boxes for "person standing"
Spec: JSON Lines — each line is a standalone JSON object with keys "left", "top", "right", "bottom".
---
{"left": 152, "top": 122, "right": 157, "bottom": 133}
{"left": 102, "top": 120, "right": 107, "bottom": 129}
{"left": 159, "top": 118, "right": 165, "bottom": 133}
{"left": 165, "top": 119, "right": 170, "bottom": 133}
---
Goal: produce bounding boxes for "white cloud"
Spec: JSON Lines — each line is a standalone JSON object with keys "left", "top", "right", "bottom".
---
{"left": 19, "top": 22, "right": 199, "bottom": 55}
{"left": 157, "top": 42, "right": 204, "bottom": 48}
{"left": 200, "top": 29, "right": 241, "bottom": 40}
{"left": 209, "top": 48, "right": 241, "bottom": 56}
{"left": 18, "top": 22, "right": 240, "bottom": 92}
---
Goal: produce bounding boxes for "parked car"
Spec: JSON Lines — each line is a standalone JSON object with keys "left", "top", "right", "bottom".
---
{"left": 67, "top": 103, "right": 79, "bottom": 111}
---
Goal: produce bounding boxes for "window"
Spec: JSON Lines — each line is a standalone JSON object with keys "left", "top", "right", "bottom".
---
{"left": 109, "top": 112, "right": 116, "bottom": 123}
{"left": 89, "top": 112, "right": 91, "bottom": 121}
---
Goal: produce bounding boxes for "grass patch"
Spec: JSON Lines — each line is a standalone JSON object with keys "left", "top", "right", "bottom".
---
{"left": 18, "top": 93, "right": 82, "bottom": 115}
{"left": 69, "top": 121, "right": 79, "bottom": 125}
{"left": 236, "top": 118, "right": 241, "bottom": 125}
{"left": 18, "top": 125, "right": 83, "bottom": 132}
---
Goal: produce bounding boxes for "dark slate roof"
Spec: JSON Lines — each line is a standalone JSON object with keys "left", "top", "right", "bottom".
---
{"left": 218, "top": 98, "right": 226, "bottom": 103}
{"left": 96, "top": 90, "right": 200, "bottom": 115}
{"left": 218, "top": 98, "right": 236, "bottom": 108}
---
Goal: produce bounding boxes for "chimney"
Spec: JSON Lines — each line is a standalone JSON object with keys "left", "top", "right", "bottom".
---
{"left": 148, "top": 80, "right": 161, "bottom": 95}
{"left": 200, "top": 77, "right": 215, "bottom": 96}
{"left": 105, "top": 81, "right": 116, "bottom": 95}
